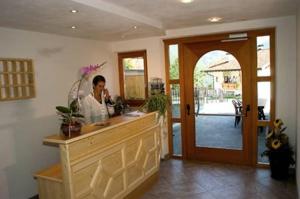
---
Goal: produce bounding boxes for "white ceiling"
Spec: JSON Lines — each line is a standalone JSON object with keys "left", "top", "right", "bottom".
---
{"left": 0, "top": 0, "right": 298, "bottom": 41}
{"left": 104, "top": 0, "right": 298, "bottom": 29}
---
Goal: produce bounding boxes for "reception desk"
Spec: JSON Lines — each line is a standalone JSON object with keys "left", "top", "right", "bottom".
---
{"left": 34, "top": 112, "right": 160, "bottom": 199}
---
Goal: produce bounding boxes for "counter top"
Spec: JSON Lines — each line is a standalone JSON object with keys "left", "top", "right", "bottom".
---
{"left": 44, "top": 111, "right": 153, "bottom": 145}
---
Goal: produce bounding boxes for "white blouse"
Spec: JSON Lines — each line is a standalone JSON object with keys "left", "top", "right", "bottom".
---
{"left": 82, "top": 92, "right": 108, "bottom": 124}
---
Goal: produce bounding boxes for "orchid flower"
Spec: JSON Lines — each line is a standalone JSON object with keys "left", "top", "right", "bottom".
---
{"left": 80, "top": 64, "right": 102, "bottom": 77}
{"left": 68, "top": 61, "right": 107, "bottom": 108}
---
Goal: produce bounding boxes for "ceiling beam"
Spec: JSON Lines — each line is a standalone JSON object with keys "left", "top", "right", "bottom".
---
{"left": 71, "top": 0, "right": 164, "bottom": 30}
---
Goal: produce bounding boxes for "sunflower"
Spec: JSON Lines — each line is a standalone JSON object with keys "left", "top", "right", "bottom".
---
{"left": 274, "top": 119, "right": 283, "bottom": 129}
{"left": 271, "top": 139, "right": 282, "bottom": 150}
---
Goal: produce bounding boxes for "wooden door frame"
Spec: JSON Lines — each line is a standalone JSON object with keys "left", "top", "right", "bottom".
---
{"left": 118, "top": 50, "right": 148, "bottom": 106}
{"left": 164, "top": 28, "right": 276, "bottom": 166}
{"left": 183, "top": 39, "right": 253, "bottom": 165}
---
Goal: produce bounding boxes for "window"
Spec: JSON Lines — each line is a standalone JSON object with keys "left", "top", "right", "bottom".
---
{"left": 256, "top": 33, "right": 275, "bottom": 164}
{"left": 0, "top": 58, "right": 35, "bottom": 101}
{"left": 165, "top": 43, "right": 183, "bottom": 156}
{"left": 118, "top": 50, "right": 148, "bottom": 106}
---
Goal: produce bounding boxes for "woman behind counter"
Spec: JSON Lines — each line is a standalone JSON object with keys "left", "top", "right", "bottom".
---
{"left": 82, "top": 75, "right": 112, "bottom": 124}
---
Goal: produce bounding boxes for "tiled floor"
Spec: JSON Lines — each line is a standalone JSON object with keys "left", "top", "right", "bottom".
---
{"left": 141, "top": 159, "right": 297, "bottom": 199}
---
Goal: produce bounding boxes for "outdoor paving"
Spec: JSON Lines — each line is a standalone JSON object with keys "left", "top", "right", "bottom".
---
{"left": 196, "top": 115, "right": 242, "bottom": 149}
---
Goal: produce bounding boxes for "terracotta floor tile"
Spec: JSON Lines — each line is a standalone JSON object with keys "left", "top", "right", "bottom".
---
{"left": 141, "top": 159, "right": 298, "bottom": 199}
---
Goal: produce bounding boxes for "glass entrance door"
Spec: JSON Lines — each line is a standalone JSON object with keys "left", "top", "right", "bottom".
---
{"left": 183, "top": 39, "right": 252, "bottom": 165}
{"left": 194, "top": 50, "right": 243, "bottom": 150}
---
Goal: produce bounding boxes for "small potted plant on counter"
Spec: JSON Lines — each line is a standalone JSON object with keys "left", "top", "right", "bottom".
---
{"left": 261, "top": 119, "right": 295, "bottom": 180}
{"left": 56, "top": 104, "right": 85, "bottom": 137}
{"left": 141, "top": 93, "right": 170, "bottom": 117}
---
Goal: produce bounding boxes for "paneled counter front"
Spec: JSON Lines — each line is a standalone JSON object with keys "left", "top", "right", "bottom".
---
{"left": 34, "top": 112, "right": 160, "bottom": 199}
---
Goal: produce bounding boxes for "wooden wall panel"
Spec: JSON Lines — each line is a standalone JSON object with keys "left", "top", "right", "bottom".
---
{"left": 35, "top": 113, "right": 160, "bottom": 199}
{"left": 37, "top": 178, "right": 63, "bottom": 199}
{"left": 68, "top": 114, "right": 157, "bottom": 161}
{"left": 70, "top": 125, "right": 160, "bottom": 199}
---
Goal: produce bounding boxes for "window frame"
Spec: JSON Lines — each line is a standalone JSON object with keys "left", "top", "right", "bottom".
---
{"left": 118, "top": 50, "right": 148, "bottom": 106}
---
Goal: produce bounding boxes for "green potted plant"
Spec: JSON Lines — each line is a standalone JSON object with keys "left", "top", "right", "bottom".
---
{"left": 55, "top": 104, "right": 84, "bottom": 137}
{"left": 261, "top": 119, "right": 295, "bottom": 180}
{"left": 141, "top": 93, "right": 170, "bottom": 117}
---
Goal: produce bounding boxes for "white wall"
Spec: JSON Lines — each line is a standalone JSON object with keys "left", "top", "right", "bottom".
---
{"left": 0, "top": 27, "right": 116, "bottom": 199}
{"left": 110, "top": 37, "right": 165, "bottom": 82}
{"left": 296, "top": 6, "right": 300, "bottom": 197}
{"left": 110, "top": 37, "right": 169, "bottom": 157}
{"left": 111, "top": 16, "right": 297, "bottom": 156}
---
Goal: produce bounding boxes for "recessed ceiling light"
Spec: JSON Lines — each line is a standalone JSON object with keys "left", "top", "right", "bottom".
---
{"left": 180, "top": 0, "right": 194, "bottom": 3}
{"left": 208, "top": 17, "right": 222, "bottom": 23}
{"left": 70, "top": 9, "right": 78, "bottom": 13}
{"left": 71, "top": 26, "right": 77, "bottom": 29}
{"left": 133, "top": 26, "right": 138, "bottom": 29}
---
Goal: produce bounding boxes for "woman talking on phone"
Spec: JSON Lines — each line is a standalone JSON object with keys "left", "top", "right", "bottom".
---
{"left": 82, "top": 75, "right": 113, "bottom": 124}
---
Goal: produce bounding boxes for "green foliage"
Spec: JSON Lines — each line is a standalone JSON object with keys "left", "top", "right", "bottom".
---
{"left": 141, "top": 94, "right": 170, "bottom": 117}
{"left": 56, "top": 106, "right": 71, "bottom": 114}
{"left": 55, "top": 105, "right": 84, "bottom": 124}
{"left": 70, "top": 99, "right": 80, "bottom": 112}
{"left": 170, "top": 58, "right": 179, "bottom": 79}
{"left": 124, "top": 59, "right": 134, "bottom": 70}
{"left": 194, "top": 63, "right": 208, "bottom": 87}
{"left": 169, "top": 58, "right": 208, "bottom": 88}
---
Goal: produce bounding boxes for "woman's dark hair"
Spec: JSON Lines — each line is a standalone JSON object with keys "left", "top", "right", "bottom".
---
{"left": 92, "top": 75, "right": 106, "bottom": 86}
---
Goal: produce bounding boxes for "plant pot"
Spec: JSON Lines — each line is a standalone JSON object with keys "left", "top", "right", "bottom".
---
{"left": 268, "top": 149, "right": 290, "bottom": 180}
{"left": 61, "top": 122, "right": 82, "bottom": 137}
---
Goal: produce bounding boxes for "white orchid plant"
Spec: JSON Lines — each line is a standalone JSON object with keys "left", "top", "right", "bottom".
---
{"left": 56, "top": 61, "right": 106, "bottom": 124}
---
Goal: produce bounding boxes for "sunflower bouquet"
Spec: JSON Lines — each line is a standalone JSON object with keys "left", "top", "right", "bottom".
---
{"left": 262, "top": 119, "right": 295, "bottom": 180}
{"left": 265, "top": 119, "right": 289, "bottom": 150}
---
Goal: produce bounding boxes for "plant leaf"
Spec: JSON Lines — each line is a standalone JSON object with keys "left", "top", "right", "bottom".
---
{"left": 56, "top": 106, "right": 71, "bottom": 113}
{"left": 72, "top": 113, "right": 84, "bottom": 118}
{"left": 70, "top": 99, "right": 79, "bottom": 112}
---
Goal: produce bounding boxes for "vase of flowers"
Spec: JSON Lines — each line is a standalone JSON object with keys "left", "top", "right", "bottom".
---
{"left": 261, "top": 119, "right": 295, "bottom": 180}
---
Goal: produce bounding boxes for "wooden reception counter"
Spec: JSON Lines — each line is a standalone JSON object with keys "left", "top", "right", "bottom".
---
{"left": 34, "top": 112, "right": 160, "bottom": 199}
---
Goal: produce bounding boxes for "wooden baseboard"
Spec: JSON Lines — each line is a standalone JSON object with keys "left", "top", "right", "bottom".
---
{"left": 124, "top": 172, "right": 158, "bottom": 199}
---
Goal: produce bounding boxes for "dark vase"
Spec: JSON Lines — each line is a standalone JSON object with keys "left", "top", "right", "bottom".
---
{"left": 268, "top": 148, "right": 291, "bottom": 180}
{"left": 60, "top": 122, "right": 82, "bottom": 137}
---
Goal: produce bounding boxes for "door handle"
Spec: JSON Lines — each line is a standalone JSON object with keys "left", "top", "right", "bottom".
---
{"left": 186, "top": 104, "right": 190, "bottom": 115}
{"left": 244, "top": 104, "right": 250, "bottom": 117}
